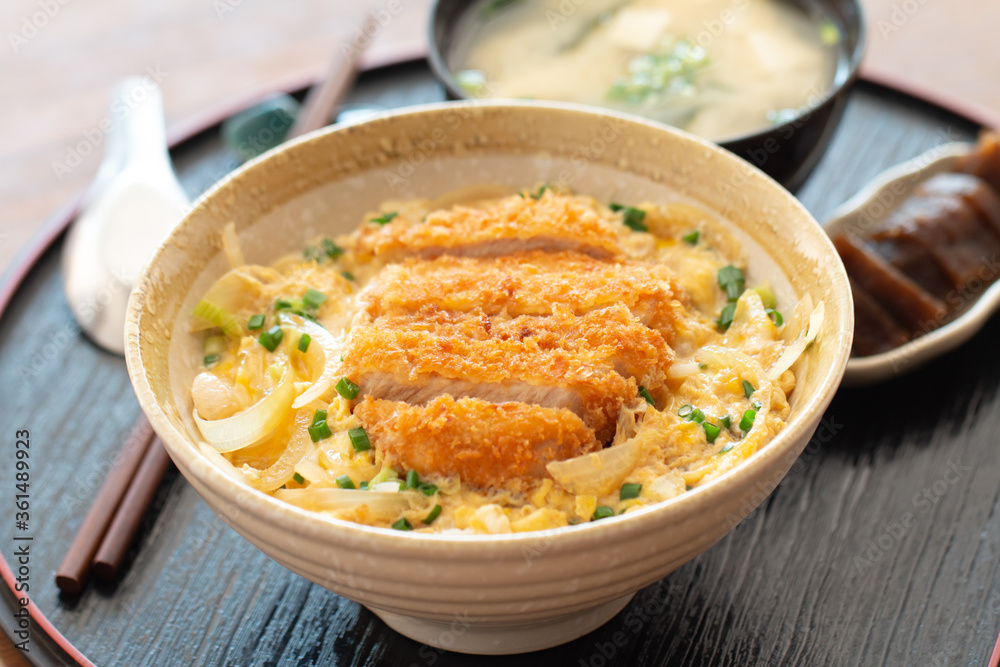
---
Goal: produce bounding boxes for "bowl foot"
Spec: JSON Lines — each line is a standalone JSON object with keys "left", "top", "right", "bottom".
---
{"left": 367, "top": 594, "right": 635, "bottom": 655}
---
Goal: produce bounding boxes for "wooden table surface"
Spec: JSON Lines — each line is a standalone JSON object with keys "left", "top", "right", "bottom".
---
{"left": 1, "top": 2, "right": 998, "bottom": 665}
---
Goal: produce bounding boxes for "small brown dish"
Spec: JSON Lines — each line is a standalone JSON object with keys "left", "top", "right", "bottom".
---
{"left": 825, "top": 133, "right": 1000, "bottom": 384}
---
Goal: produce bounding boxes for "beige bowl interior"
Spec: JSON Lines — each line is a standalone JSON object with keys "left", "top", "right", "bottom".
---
{"left": 126, "top": 101, "right": 852, "bottom": 654}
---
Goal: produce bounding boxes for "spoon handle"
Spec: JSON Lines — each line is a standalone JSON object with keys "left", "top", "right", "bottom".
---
{"left": 103, "top": 76, "right": 174, "bottom": 180}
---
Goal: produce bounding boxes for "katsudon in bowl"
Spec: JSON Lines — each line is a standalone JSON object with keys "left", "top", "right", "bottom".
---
{"left": 126, "top": 101, "right": 852, "bottom": 653}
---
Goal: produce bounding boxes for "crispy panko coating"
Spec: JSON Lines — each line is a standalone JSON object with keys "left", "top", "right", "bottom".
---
{"left": 360, "top": 251, "right": 687, "bottom": 340}
{"left": 340, "top": 308, "right": 644, "bottom": 441}
{"left": 354, "top": 396, "right": 601, "bottom": 488}
{"left": 359, "top": 304, "right": 672, "bottom": 389}
{"left": 353, "top": 191, "right": 622, "bottom": 261}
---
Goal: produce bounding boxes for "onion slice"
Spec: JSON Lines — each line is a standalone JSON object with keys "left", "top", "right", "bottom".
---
{"left": 190, "top": 266, "right": 279, "bottom": 333}
{"left": 194, "top": 365, "right": 295, "bottom": 453}
{"left": 768, "top": 300, "right": 825, "bottom": 381}
{"left": 274, "top": 487, "right": 410, "bottom": 516}
{"left": 279, "top": 314, "right": 344, "bottom": 409}
{"left": 547, "top": 437, "right": 642, "bottom": 496}
{"left": 697, "top": 345, "right": 768, "bottom": 389}
{"left": 666, "top": 361, "right": 701, "bottom": 379}
{"left": 222, "top": 221, "right": 245, "bottom": 268}
{"left": 250, "top": 408, "right": 313, "bottom": 491}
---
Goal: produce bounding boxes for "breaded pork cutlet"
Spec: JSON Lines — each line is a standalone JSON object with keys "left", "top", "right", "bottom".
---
{"left": 359, "top": 251, "right": 688, "bottom": 341}
{"left": 358, "top": 305, "right": 672, "bottom": 390}
{"left": 354, "top": 191, "right": 622, "bottom": 261}
{"left": 354, "top": 396, "right": 601, "bottom": 489}
{"left": 339, "top": 309, "right": 648, "bottom": 442}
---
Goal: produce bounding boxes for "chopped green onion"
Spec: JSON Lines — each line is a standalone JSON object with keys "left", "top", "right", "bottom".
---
{"left": 638, "top": 385, "right": 655, "bottom": 406}
{"left": 297, "top": 333, "right": 311, "bottom": 353}
{"left": 258, "top": 325, "right": 284, "bottom": 352}
{"left": 336, "top": 474, "right": 355, "bottom": 489}
{"left": 479, "top": 0, "right": 521, "bottom": 19}
{"left": 682, "top": 230, "right": 699, "bottom": 245}
{"left": 322, "top": 238, "right": 343, "bottom": 259}
{"left": 606, "top": 40, "right": 708, "bottom": 106}
{"left": 678, "top": 404, "right": 694, "bottom": 418}
{"left": 620, "top": 483, "right": 642, "bottom": 500}
{"left": 335, "top": 377, "right": 360, "bottom": 400}
{"left": 302, "top": 288, "right": 327, "bottom": 310}
{"left": 371, "top": 211, "right": 398, "bottom": 225}
{"left": 359, "top": 481, "right": 369, "bottom": 490}
{"left": 740, "top": 409, "right": 756, "bottom": 431}
{"left": 720, "top": 415, "right": 732, "bottom": 429}
{"left": 529, "top": 184, "right": 549, "bottom": 199}
{"left": 685, "top": 484, "right": 693, "bottom": 491}
{"left": 275, "top": 298, "right": 294, "bottom": 310}
{"left": 248, "top": 314, "right": 265, "bottom": 330}
{"left": 204, "top": 334, "right": 227, "bottom": 355}
{"left": 716, "top": 303, "right": 736, "bottom": 332}
{"left": 621, "top": 207, "right": 648, "bottom": 232}
{"left": 192, "top": 300, "right": 243, "bottom": 337}
{"left": 308, "top": 419, "right": 332, "bottom": 442}
{"left": 349, "top": 427, "right": 371, "bottom": 452}
{"left": 699, "top": 363, "right": 708, "bottom": 370}
{"left": 752, "top": 399, "right": 762, "bottom": 411}
{"left": 424, "top": 504, "right": 442, "bottom": 525}
{"left": 592, "top": 506, "right": 615, "bottom": 521}
{"left": 703, "top": 422, "right": 721, "bottom": 443}
{"left": 203, "top": 354, "right": 220, "bottom": 367}
{"left": 403, "top": 469, "right": 419, "bottom": 491}
{"left": 392, "top": 517, "right": 412, "bottom": 531}
{"left": 312, "top": 409, "right": 327, "bottom": 425}
{"left": 754, "top": 285, "right": 777, "bottom": 309}
{"left": 609, "top": 203, "right": 625, "bottom": 212}
{"left": 292, "top": 472, "right": 305, "bottom": 485}
{"left": 766, "top": 308, "right": 784, "bottom": 326}
{"left": 717, "top": 265, "right": 746, "bottom": 302}
{"left": 370, "top": 468, "right": 398, "bottom": 486}
{"left": 720, "top": 443, "right": 735, "bottom": 454}
{"left": 341, "top": 271, "right": 355, "bottom": 282}
{"left": 419, "top": 483, "right": 438, "bottom": 497}
{"left": 819, "top": 19, "right": 841, "bottom": 46}
{"left": 742, "top": 380, "right": 755, "bottom": 399}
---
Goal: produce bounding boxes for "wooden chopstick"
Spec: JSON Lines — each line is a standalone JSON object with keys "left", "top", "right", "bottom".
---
{"left": 287, "top": 17, "right": 371, "bottom": 139}
{"left": 92, "top": 437, "right": 173, "bottom": 582}
{"left": 55, "top": 24, "right": 372, "bottom": 595}
{"left": 55, "top": 416, "right": 155, "bottom": 594}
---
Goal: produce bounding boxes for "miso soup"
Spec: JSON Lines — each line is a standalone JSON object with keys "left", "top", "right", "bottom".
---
{"left": 451, "top": 0, "right": 844, "bottom": 141}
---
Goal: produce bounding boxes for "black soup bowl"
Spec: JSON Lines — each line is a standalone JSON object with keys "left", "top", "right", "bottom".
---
{"left": 428, "top": 0, "right": 865, "bottom": 191}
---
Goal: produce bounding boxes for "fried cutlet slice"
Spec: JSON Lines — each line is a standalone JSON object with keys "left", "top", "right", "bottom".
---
{"left": 368, "top": 304, "right": 672, "bottom": 388}
{"left": 340, "top": 309, "right": 647, "bottom": 441}
{"left": 353, "top": 192, "right": 622, "bottom": 261}
{"left": 354, "top": 395, "right": 600, "bottom": 489}
{"left": 359, "top": 251, "right": 687, "bottom": 340}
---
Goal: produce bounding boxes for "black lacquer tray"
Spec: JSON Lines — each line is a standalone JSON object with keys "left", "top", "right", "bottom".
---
{"left": 1, "top": 61, "right": 997, "bottom": 666}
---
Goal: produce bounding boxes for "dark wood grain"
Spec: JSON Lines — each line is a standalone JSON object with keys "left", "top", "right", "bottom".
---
{"left": 0, "top": 64, "right": 996, "bottom": 666}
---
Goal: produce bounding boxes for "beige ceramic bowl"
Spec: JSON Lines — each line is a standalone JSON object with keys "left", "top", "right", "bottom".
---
{"left": 125, "top": 101, "right": 853, "bottom": 655}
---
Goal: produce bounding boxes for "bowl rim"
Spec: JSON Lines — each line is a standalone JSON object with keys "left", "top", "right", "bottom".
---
{"left": 424, "top": 0, "right": 867, "bottom": 147}
{"left": 126, "top": 99, "right": 853, "bottom": 551}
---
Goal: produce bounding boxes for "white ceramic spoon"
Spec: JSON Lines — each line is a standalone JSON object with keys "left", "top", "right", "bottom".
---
{"left": 62, "top": 76, "right": 190, "bottom": 355}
